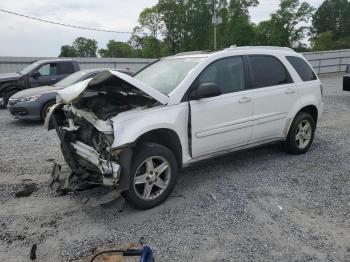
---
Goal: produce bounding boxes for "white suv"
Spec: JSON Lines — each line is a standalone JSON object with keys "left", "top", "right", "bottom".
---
{"left": 46, "top": 46, "right": 324, "bottom": 209}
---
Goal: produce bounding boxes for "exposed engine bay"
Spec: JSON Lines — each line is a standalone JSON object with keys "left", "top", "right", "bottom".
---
{"left": 46, "top": 70, "right": 160, "bottom": 192}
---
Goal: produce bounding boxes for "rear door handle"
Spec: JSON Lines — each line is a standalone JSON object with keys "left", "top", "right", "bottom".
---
{"left": 285, "top": 88, "right": 295, "bottom": 95}
{"left": 51, "top": 78, "right": 57, "bottom": 81}
{"left": 239, "top": 97, "right": 252, "bottom": 103}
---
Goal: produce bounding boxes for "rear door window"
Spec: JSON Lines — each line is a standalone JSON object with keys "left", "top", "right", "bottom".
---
{"left": 249, "top": 55, "right": 292, "bottom": 88}
{"left": 198, "top": 56, "right": 246, "bottom": 94}
{"left": 286, "top": 56, "right": 317, "bottom": 81}
{"left": 57, "top": 62, "right": 75, "bottom": 75}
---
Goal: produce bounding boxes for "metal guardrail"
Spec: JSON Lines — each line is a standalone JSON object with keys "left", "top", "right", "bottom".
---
{"left": 303, "top": 49, "right": 350, "bottom": 75}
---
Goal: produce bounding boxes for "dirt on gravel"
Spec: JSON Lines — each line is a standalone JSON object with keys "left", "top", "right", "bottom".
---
{"left": 0, "top": 74, "right": 349, "bottom": 262}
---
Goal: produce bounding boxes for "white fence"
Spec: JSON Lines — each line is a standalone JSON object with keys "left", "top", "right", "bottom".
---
{"left": 303, "top": 49, "right": 350, "bottom": 75}
{"left": 0, "top": 57, "right": 155, "bottom": 74}
{"left": 0, "top": 49, "right": 350, "bottom": 75}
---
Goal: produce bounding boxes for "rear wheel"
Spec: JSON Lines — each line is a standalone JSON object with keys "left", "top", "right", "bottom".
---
{"left": 283, "top": 112, "right": 315, "bottom": 154}
{"left": 123, "top": 143, "right": 178, "bottom": 209}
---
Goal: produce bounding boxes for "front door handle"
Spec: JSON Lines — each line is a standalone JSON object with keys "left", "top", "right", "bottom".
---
{"left": 239, "top": 97, "right": 252, "bottom": 103}
{"left": 285, "top": 88, "right": 295, "bottom": 95}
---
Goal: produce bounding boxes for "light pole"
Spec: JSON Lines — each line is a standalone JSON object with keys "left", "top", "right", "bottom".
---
{"left": 212, "top": 0, "right": 221, "bottom": 50}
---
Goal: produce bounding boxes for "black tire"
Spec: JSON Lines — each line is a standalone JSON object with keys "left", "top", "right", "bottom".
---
{"left": 3, "top": 90, "right": 19, "bottom": 108}
{"left": 40, "top": 100, "right": 56, "bottom": 121}
{"left": 283, "top": 112, "right": 316, "bottom": 155}
{"left": 123, "top": 142, "right": 178, "bottom": 209}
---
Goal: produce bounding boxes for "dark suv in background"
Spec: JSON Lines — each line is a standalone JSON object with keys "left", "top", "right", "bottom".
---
{"left": 0, "top": 59, "right": 80, "bottom": 107}
{"left": 8, "top": 68, "right": 133, "bottom": 121}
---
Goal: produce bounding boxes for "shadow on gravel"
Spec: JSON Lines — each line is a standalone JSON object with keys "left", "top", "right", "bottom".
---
{"left": 7, "top": 119, "right": 43, "bottom": 128}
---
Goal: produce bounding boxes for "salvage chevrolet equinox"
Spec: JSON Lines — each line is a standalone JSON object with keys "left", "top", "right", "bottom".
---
{"left": 45, "top": 46, "right": 324, "bottom": 209}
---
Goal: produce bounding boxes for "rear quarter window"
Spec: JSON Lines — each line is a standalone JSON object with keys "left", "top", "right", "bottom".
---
{"left": 286, "top": 56, "right": 317, "bottom": 82}
{"left": 57, "top": 62, "right": 75, "bottom": 75}
{"left": 249, "top": 55, "right": 292, "bottom": 88}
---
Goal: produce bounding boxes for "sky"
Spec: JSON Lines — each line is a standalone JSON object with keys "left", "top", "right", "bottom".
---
{"left": 0, "top": 0, "right": 324, "bottom": 57}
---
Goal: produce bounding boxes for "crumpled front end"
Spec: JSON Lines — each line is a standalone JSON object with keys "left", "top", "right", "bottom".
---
{"left": 45, "top": 70, "right": 161, "bottom": 192}
{"left": 46, "top": 103, "right": 122, "bottom": 188}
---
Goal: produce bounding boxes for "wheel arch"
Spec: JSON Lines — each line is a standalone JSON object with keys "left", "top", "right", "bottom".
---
{"left": 134, "top": 128, "right": 183, "bottom": 168}
{"left": 40, "top": 99, "right": 56, "bottom": 120}
{"left": 285, "top": 104, "right": 319, "bottom": 137}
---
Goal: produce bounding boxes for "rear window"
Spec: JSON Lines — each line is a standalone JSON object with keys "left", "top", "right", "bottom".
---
{"left": 57, "top": 62, "right": 75, "bottom": 75}
{"left": 249, "top": 55, "right": 292, "bottom": 88}
{"left": 286, "top": 56, "right": 317, "bottom": 82}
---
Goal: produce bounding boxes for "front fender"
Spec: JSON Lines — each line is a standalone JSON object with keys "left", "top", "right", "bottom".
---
{"left": 111, "top": 104, "right": 191, "bottom": 163}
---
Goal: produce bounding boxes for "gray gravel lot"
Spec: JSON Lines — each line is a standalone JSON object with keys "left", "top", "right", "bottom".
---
{"left": 0, "top": 74, "right": 349, "bottom": 261}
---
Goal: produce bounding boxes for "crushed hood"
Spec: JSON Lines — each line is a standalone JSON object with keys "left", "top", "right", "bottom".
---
{"left": 57, "top": 70, "right": 169, "bottom": 105}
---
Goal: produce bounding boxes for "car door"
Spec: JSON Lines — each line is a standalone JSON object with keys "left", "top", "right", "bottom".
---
{"left": 247, "top": 55, "right": 298, "bottom": 142}
{"left": 30, "top": 63, "right": 58, "bottom": 87}
{"left": 190, "top": 56, "right": 254, "bottom": 157}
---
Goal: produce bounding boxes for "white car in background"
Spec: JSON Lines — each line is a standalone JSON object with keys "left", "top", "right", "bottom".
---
{"left": 46, "top": 46, "right": 324, "bottom": 209}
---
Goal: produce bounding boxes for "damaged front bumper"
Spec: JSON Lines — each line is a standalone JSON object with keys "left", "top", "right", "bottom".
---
{"left": 71, "top": 140, "right": 120, "bottom": 185}
{"left": 45, "top": 103, "right": 125, "bottom": 189}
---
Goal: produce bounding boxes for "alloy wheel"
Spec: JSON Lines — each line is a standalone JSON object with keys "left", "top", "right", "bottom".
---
{"left": 295, "top": 119, "right": 312, "bottom": 149}
{"left": 133, "top": 156, "right": 171, "bottom": 200}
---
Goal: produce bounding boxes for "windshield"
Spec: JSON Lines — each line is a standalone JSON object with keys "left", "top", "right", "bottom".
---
{"left": 19, "top": 62, "right": 39, "bottom": 75}
{"left": 54, "top": 71, "right": 89, "bottom": 88}
{"left": 134, "top": 57, "right": 203, "bottom": 94}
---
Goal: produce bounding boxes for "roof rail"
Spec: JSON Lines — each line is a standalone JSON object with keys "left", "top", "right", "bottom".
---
{"left": 173, "top": 50, "right": 213, "bottom": 56}
{"left": 225, "top": 46, "right": 295, "bottom": 52}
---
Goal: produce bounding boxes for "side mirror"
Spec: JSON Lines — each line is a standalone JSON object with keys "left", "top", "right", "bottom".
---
{"left": 31, "top": 71, "right": 41, "bottom": 78}
{"left": 191, "top": 82, "right": 222, "bottom": 100}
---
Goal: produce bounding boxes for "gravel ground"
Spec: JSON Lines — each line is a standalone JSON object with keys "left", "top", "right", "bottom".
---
{"left": 0, "top": 74, "right": 349, "bottom": 262}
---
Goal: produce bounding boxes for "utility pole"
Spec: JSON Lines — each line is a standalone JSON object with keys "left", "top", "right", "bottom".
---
{"left": 213, "top": 0, "right": 217, "bottom": 50}
{"left": 212, "top": 0, "right": 221, "bottom": 50}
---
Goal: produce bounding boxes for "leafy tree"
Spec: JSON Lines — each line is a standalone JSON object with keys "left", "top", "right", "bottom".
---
{"left": 255, "top": 0, "right": 314, "bottom": 47}
{"left": 312, "top": 0, "right": 350, "bottom": 39}
{"left": 312, "top": 31, "right": 350, "bottom": 51}
{"left": 312, "top": 31, "right": 334, "bottom": 51}
{"left": 72, "top": 37, "right": 98, "bottom": 57}
{"left": 99, "top": 40, "right": 134, "bottom": 58}
{"left": 138, "top": 6, "right": 163, "bottom": 38}
{"left": 59, "top": 45, "right": 77, "bottom": 57}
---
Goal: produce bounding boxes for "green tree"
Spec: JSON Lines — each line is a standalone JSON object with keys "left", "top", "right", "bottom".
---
{"left": 220, "top": 0, "right": 259, "bottom": 47}
{"left": 59, "top": 45, "right": 77, "bottom": 57}
{"left": 72, "top": 37, "right": 98, "bottom": 57}
{"left": 255, "top": 0, "right": 314, "bottom": 47}
{"left": 99, "top": 40, "right": 134, "bottom": 58}
{"left": 312, "top": 0, "right": 350, "bottom": 39}
{"left": 138, "top": 6, "right": 163, "bottom": 38}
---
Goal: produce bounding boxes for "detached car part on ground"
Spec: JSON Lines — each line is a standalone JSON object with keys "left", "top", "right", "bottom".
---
{"left": 0, "top": 59, "right": 80, "bottom": 107}
{"left": 46, "top": 47, "right": 324, "bottom": 209}
{"left": 7, "top": 68, "right": 133, "bottom": 121}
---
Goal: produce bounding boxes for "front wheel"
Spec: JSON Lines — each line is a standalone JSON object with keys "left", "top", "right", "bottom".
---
{"left": 3, "top": 90, "right": 19, "bottom": 108}
{"left": 123, "top": 143, "right": 178, "bottom": 209}
{"left": 283, "top": 112, "right": 316, "bottom": 154}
